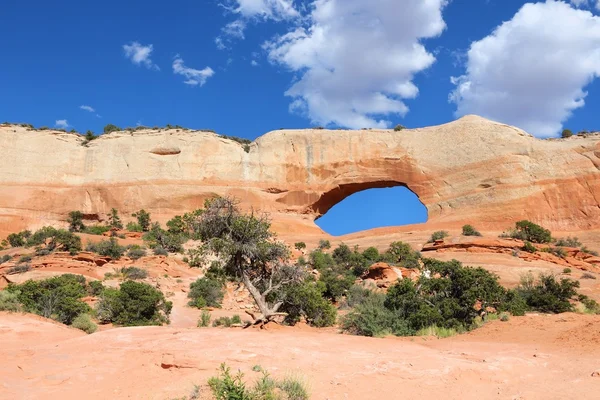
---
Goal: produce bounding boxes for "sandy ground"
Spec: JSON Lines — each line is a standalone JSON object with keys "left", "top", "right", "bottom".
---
{"left": 1, "top": 312, "right": 600, "bottom": 400}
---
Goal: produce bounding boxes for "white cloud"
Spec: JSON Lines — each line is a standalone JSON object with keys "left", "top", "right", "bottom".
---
{"left": 79, "top": 105, "right": 95, "bottom": 113}
{"left": 264, "top": 0, "right": 447, "bottom": 129}
{"left": 55, "top": 119, "right": 69, "bottom": 129}
{"left": 216, "top": 0, "right": 300, "bottom": 49}
{"left": 172, "top": 55, "right": 215, "bottom": 86}
{"left": 123, "top": 42, "right": 159, "bottom": 70}
{"left": 251, "top": 60, "right": 259, "bottom": 66}
{"left": 570, "top": 0, "right": 600, "bottom": 10}
{"left": 450, "top": 1, "right": 600, "bottom": 137}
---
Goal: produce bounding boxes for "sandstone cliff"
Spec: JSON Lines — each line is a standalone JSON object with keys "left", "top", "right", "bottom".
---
{"left": 1, "top": 115, "right": 599, "bottom": 237}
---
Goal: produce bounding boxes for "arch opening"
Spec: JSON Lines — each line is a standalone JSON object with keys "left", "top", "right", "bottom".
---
{"left": 314, "top": 185, "right": 428, "bottom": 236}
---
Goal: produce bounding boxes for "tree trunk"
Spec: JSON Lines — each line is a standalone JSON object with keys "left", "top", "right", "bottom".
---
{"left": 241, "top": 272, "right": 285, "bottom": 326}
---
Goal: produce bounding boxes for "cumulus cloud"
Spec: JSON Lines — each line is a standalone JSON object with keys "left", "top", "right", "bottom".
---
{"left": 264, "top": 0, "right": 447, "bottom": 128}
{"left": 570, "top": 0, "right": 600, "bottom": 10}
{"left": 450, "top": 1, "right": 600, "bottom": 137}
{"left": 123, "top": 42, "right": 159, "bottom": 70}
{"left": 216, "top": 0, "right": 299, "bottom": 49}
{"left": 172, "top": 56, "right": 215, "bottom": 86}
{"left": 55, "top": 119, "right": 69, "bottom": 129}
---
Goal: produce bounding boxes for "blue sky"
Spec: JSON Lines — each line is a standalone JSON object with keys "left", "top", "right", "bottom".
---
{"left": 1, "top": 0, "right": 600, "bottom": 235}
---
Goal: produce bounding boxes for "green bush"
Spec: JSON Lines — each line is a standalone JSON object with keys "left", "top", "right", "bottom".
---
{"left": 581, "top": 273, "right": 596, "bottom": 280}
{"left": 153, "top": 246, "right": 169, "bottom": 256}
{"left": 7, "top": 264, "right": 31, "bottom": 274}
{"left": 294, "top": 242, "right": 306, "bottom": 251}
{"left": 67, "top": 211, "right": 86, "bottom": 232}
{"left": 6, "top": 274, "right": 90, "bottom": 324}
{"left": 198, "top": 310, "right": 211, "bottom": 327}
{"left": 95, "top": 281, "right": 172, "bottom": 326}
{"left": 522, "top": 241, "right": 537, "bottom": 253}
{"left": 518, "top": 273, "right": 578, "bottom": 313}
{"left": 0, "top": 290, "right": 22, "bottom": 312}
{"left": 103, "top": 124, "right": 121, "bottom": 134}
{"left": 318, "top": 239, "right": 331, "bottom": 250}
{"left": 142, "top": 223, "right": 185, "bottom": 253}
{"left": 88, "top": 280, "right": 104, "bottom": 296}
{"left": 512, "top": 220, "right": 552, "bottom": 244}
{"left": 83, "top": 225, "right": 111, "bottom": 235}
{"left": 108, "top": 208, "right": 123, "bottom": 229}
{"left": 86, "top": 237, "right": 126, "bottom": 259}
{"left": 126, "top": 222, "right": 143, "bottom": 232}
{"left": 120, "top": 266, "right": 149, "bottom": 280}
{"left": 555, "top": 237, "right": 581, "bottom": 247}
{"left": 71, "top": 314, "right": 97, "bottom": 334}
{"left": 499, "top": 312, "right": 510, "bottom": 322}
{"left": 561, "top": 129, "right": 573, "bottom": 138}
{"left": 208, "top": 363, "right": 252, "bottom": 400}
{"left": 581, "top": 247, "right": 599, "bottom": 256}
{"left": 563, "top": 268, "right": 572, "bottom": 274}
{"left": 126, "top": 245, "right": 147, "bottom": 260}
{"left": 279, "top": 281, "right": 337, "bottom": 327}
{"left": 131, "top": 209, "right": 151, "bottom": 232}
{"left": 462, "top": 225, "right": 482, "bottom": 237}
{"left": 428, "top": 230, "right": 449, "bottom": 243}
{"left": 212, "top": 316, "right": 241, "bottom": 327}
{"left": 7, "top": 231, "right": 27, "bottom": 247}
{"left": 394, "top": 124, "right": 405, "bottom": 131}
{"left": 16, "top": 227, "right": 81, "bottom": 255}
{"left": 380, "top": 241, "right": 421, "bottom": 269}
{"left": 341, "top": 292, "right": 412, "bottom": 337}
{"left": 0, "top": 254, "right": 12, "bottom": 264}
{"left": 362, "top": 247, "right": 380, "bottom": 263}
{"left": 318, "top": 266, "right": 355, "bottom": 301}
{"left": 188, "top": 277, "right": 224, "bottom": 308}
{"left": 19, "top": 255, "right": 32, "bottom": 263}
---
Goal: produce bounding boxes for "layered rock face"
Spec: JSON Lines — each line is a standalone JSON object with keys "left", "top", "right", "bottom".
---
{"left": 1, "top": 115, "right": 599, "bottom": 237}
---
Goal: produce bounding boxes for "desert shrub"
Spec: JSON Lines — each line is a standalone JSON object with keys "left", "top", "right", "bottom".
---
{"left": 19, "top": 255, "right": 32, "bottom": 263}
{"left": 188, "top": 277, "right": 224, "bottom": 308}
{"left": 277, "top": 376, "right": 309, "bottom": 400}
{"left": 499, "top": 312, "right": 510, "bottom": 322}
{"left": 208, "top": 363, "right": 251, "bottom": 400}
{"left": 205, "top": 261, "right": 228, "bottom": 284}
{"left": 563, "top": 268, "right": 572, "bottom": 274}
{"left": 561, "top": 129, "right": 573, "bottom": 138}
{"left": 309, "top": 249, "right": 335, "bottom": 270}
{"left": 83, "top": 225, "right": 111, "bottom": 235}
{"left": 394, "top": 124, "right": 405, "bottom": 131}
{"left": 125, "top": 222, "right": 142, "bottom": 232}
{"left": 153, "top": 246, "right": 169, "bottom": 256}
{"left": 0, "top": 290, "right": 22, "bottom": 312}
{"left": 7, "top": 264, "right": 31, "bottom": 274}
{"left": 219, "top": 134, "right": 252, "bottom": 145}
{"left": 522, "top": 241, "right": 537, "bottom": 253}
{"left": 7, "top": 231, "right": 29, "bottom": 247}
{"left": 0, "top": 254, "right": 12, "bottom": 264}
{"left": 332, "top": 243, "right": 353, "bottom": 264}
{"left": 198, "top": 310, "right": 211, "bottom": 327}
{"left": 517, "top": 273, "right": 578, "bottom": 314}
{"left": 349, "top": 251, "right": 371, "bottom": 277}
{"left": 345, "top": 285, "right": 377, "bottom": 308}
{"left": 67, "top": 211, "right": 86, "bottom": 232}
{"left": 186, "top": 248, "right": 205, "bottom": 268}
{"left": 6, "top": 274, "right": 90, "bottom": 324}
{"left": 416, "top": 325, "right": 459, "bottom": 338}
{"left": 108, "top": 208, "right": 123, "bottom": 229}
{"left": 541, "top": 247, "right": 567, "bottom": 258}
{"left": 581, "top": 273, "right": 596, "bottom": 280}
{"left": 279, "top": 281, "right": 337, "bottom": 327}
{"left": 362, "top": 247, "right": 380, "bottom": 264}
{"left": 462, "top": 225, "right": 482, "bottom": 237}
{"left": 511, "top": 220, "right": 552, "bottom": 244}
{"left": 88, "top": 280, "right": 104, "bottom": 296}
{"left": 555, "top": 237, "right": 582, "bottom": 247}
{"left": 71, "top": 314, "right": 97, "bottom": 334}
{"left": 131, "top": 209, "right": 151, "bottom": 232}
{"left": 318, "top": 265, "right": 355, "bottom": 301}
{"left": 87, "top": 237, "right": 126, "bottom": 259}
{"left": 294, "top": 242, "right": 306, "bottom": 251}
{"left": 212, "top": 316, "right": 239, "bottom": 327}
{"left": 103, "top": 124, "right": 121, "bottom": 134}
{"left": 143, "top": 223, "right": 185, "bottom": 253}
{"left": 579, "top": 295, "right": 600, "bottom": 314}
{"left": 341, "top": 292, "right": 412, "bottom": 337}
{"left": 120, "top": 266, "right": 149, "bottom": 280}
{"left": 428, "top": 230, "right": 449, "bottom": 243}
{"left": 126, "top": 245, "right": 147, "bottom": 260}
{"left": 318, "top": 239, "right": 331, "bottom": 250}
{"left": 580, "top": 247, "right": 599, "bottom": 256}
{"left": 380, "top": 241, "right": 421, "bottom": 269}
{"left": 501, "top": 289, "right": 529, "bottom": 316}
{"left": 95, "top": 281, "right": 172, "bottom": 326}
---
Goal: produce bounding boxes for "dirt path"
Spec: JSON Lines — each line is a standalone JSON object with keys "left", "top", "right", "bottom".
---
{"left": 1, "top": 312, "right": 599, "bottom": 399}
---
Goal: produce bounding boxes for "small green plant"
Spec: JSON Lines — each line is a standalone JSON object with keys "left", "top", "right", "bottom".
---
{"left": 198, "top": 310, "right": 211, "bottom": 327}
{"left": 581, "top": 273, "right": 596, "bottom": 280}
{"left": 212, "top": 316, "right": 241, "bottom": 327}
{"left": 19, "top": 255, "right": 32, "bottom": 263}
{"left": 120, "top": 266, "right": 149, "bottom": 280}
{"left": 0, "top": 290, "right": 22, "bottom": 312}
{"left": 428, "top": 230, "right": 449, "bottom": 243}
{"left": 461, "top": 224, "right": 482, "bottom": 237}
{"left": 132, "top": 209, "right": 151, "bottom": 232}
{"left": 499, "top": 312, "right": 510, "bottom": 322}
{"left": 108, "top": 208, "right": 123, "bottom": 229}
{"left": 561, "top": 129, "right": 573, "bottom": 138}
{"left": 71, "top": 314, "right": 97, "bottom": 334}
{"left": 252, "top": 365, "right": 263, "bottom": 372}
{"left": 208, "top": 363, "right": 251, "bottom": 400}
{"left": 153, "top": 246, "right": 169, "bottom": 256}
{"left": 580, "top": 246, "right": 599, "bottom": 256}
{"left": 416, "top": 325, "right": 459, "bottom": 338}
{"left": 86, "top": 238, "right": 126, "bottom": 259}
{"left": 555, "top": 237, "right": 581, "bottom": 247}
{"left": 510, "top": 220, "right": 552, "bottom": 244}
{"left": 318, "top": 239, "right": 331, "bottom": 250}
{"left": 294, "top": 242, "right": 306, "bottom": 251}
{"left": 188, "top": 277, "right": 224, "bottom": 308}
{"left": 0, "top": 254, "right": 12, "bottom": 264}
{"left": 67, "top": 211, "right": 86, "bottom": 232}
{"left": 83, "top": 225, "right": 111, "bottom": 235}
{"left": 522, "top": 241, "right": 537, "bottom": 253}
{"left": 563, "top": 268, "right": 572, "bottom": 274}
{"left": 7, "top": 264, "right": 31, "bottom": 274}
{"left": 103, "top": 124, "right": 121, "bottom": 134}
{"left": 393, "top": 124, "right": 405, "bottom": 131}
{"left": 126, "top": 245, "right": 147, "bottom": 260}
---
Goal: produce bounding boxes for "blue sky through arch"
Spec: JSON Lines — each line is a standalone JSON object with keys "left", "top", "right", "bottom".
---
{"left": 315, "top": 187, "right": 428, "bottom": 236}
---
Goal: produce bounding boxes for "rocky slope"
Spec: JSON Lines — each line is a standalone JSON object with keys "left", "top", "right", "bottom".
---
{"left": 1, "top": 116, "right": 600, "bottom": 239}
